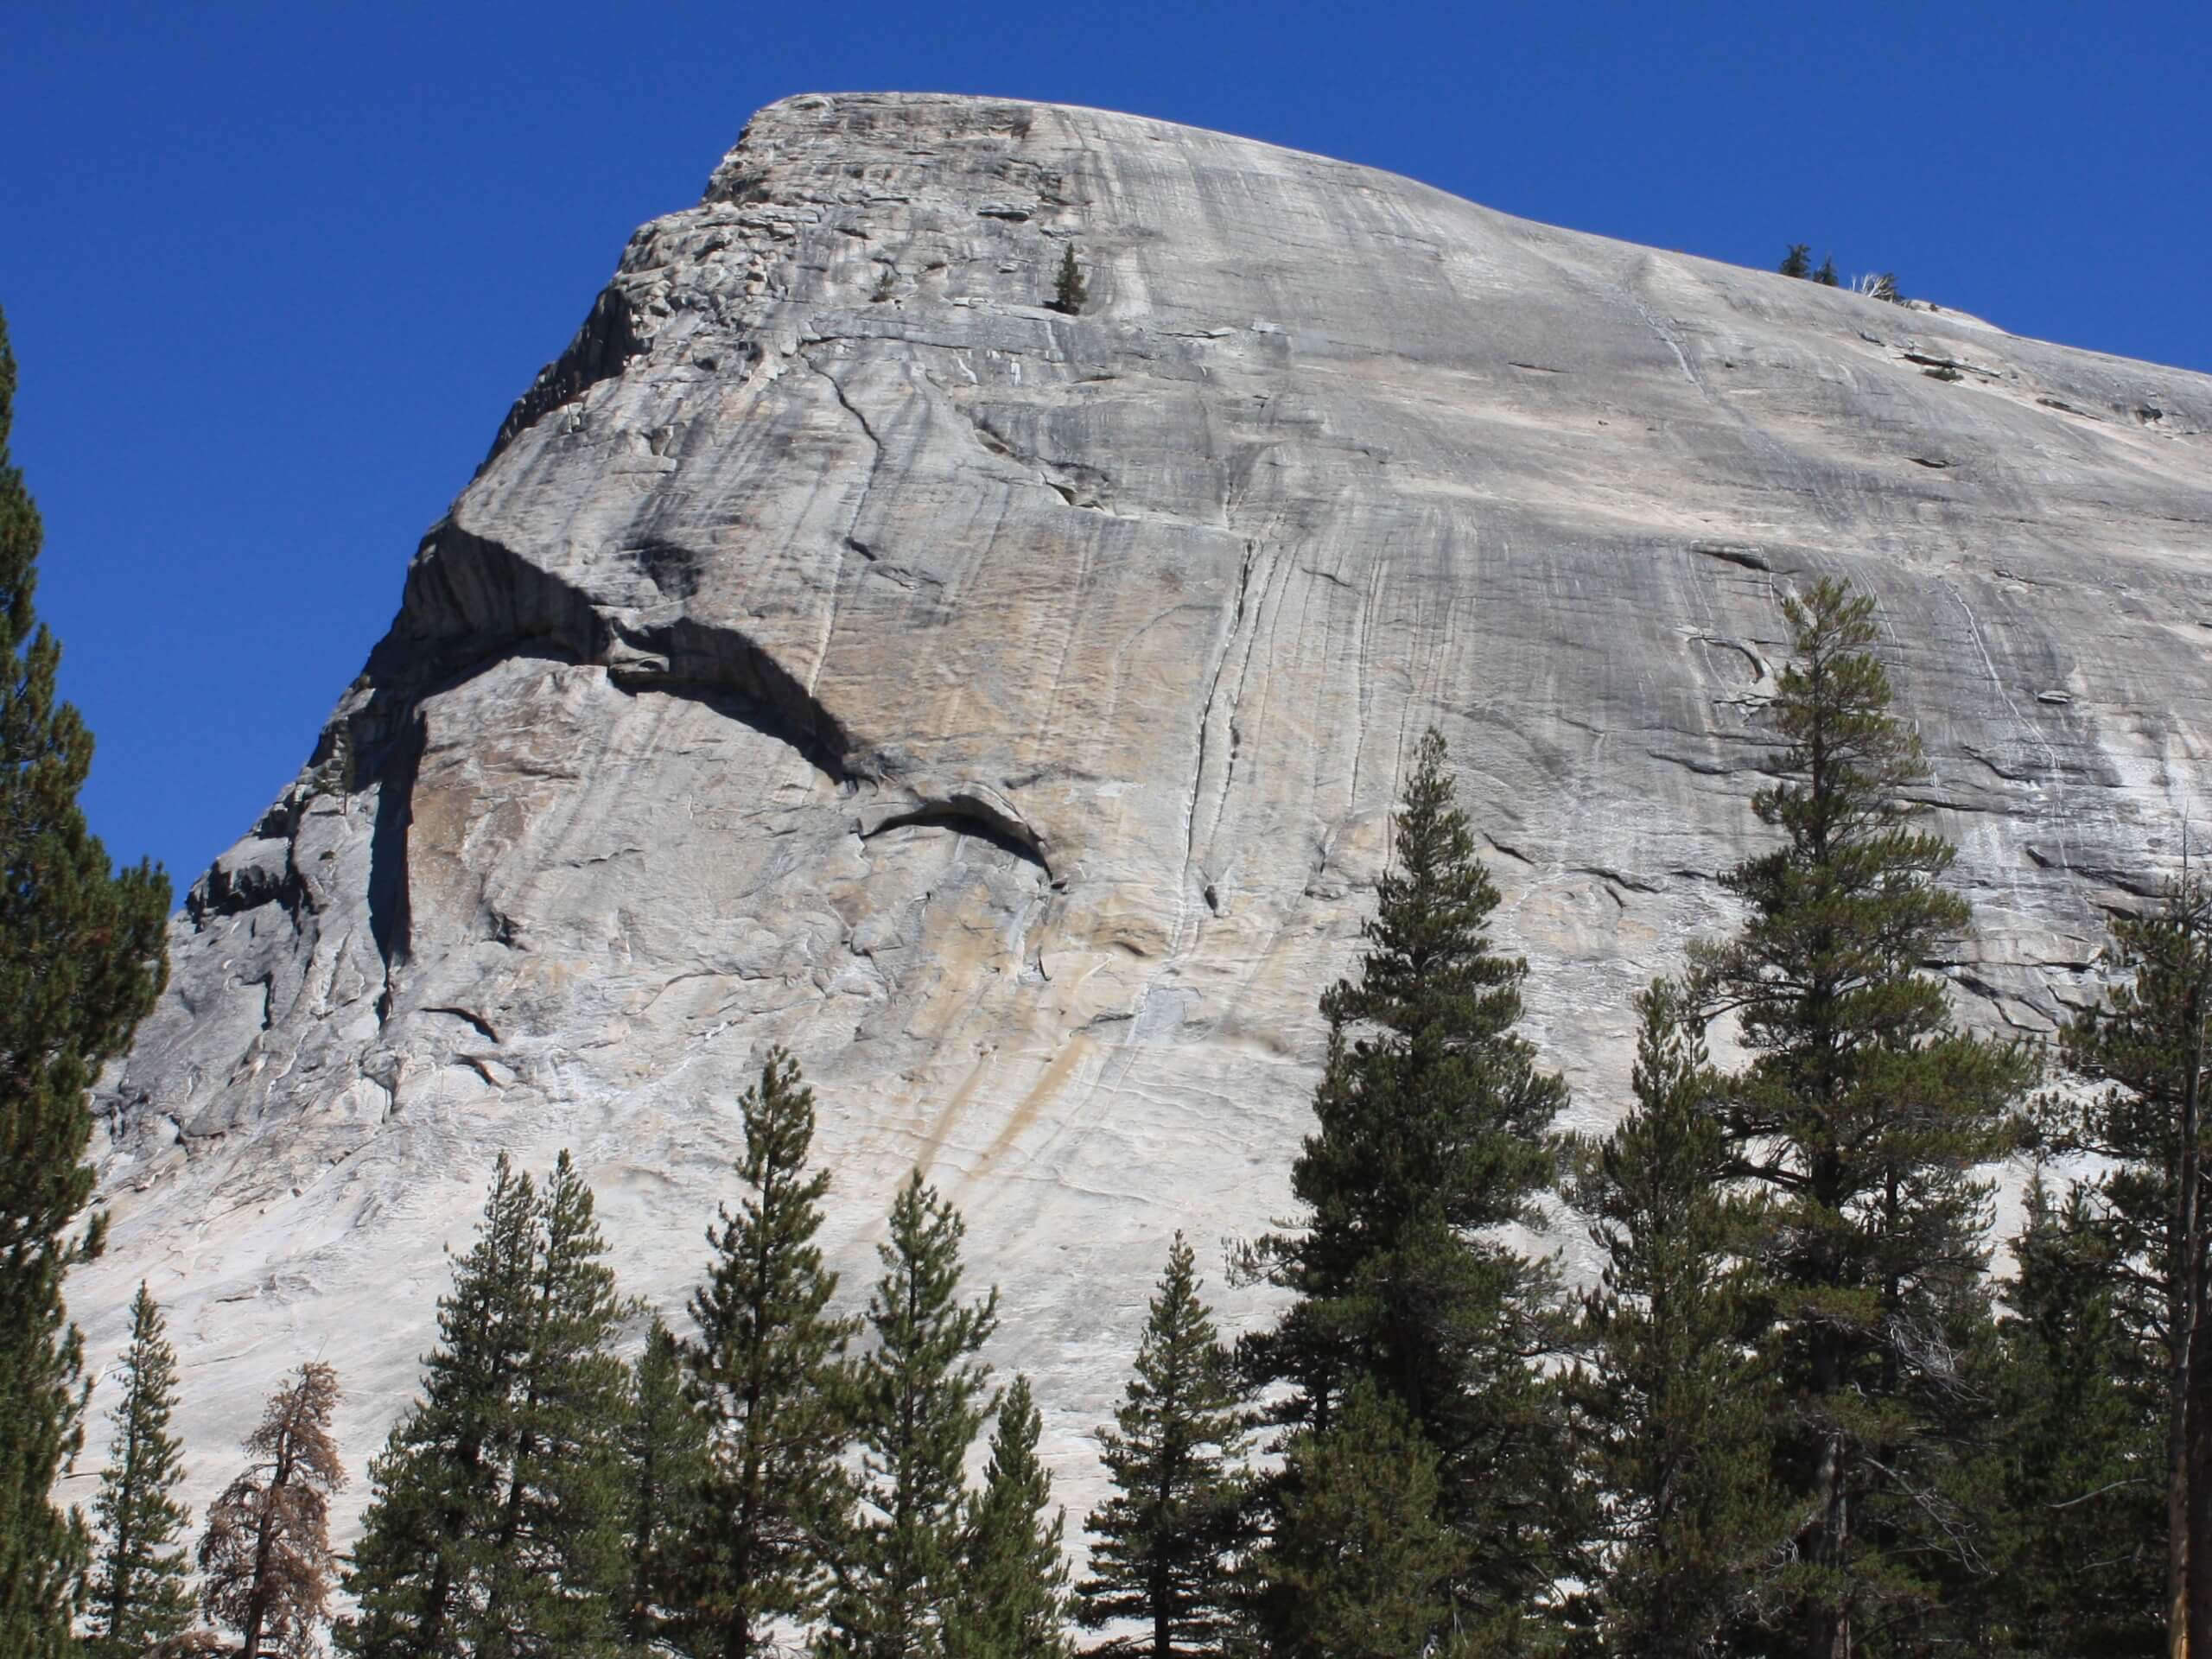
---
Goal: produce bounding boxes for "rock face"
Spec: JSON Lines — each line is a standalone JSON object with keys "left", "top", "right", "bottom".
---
{"left": 79, "top": 92, "right": 2212, "bottom": 1532}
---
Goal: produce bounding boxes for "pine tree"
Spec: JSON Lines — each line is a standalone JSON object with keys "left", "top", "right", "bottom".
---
{"left": 85, "top": 1284, "right": 194, "bottom": 1659}
{"left": 200, "top": 1362, "right": 346, "bottom": 1659}
{"left": 1688, "top": 577, "right": 2036, "bottom": 1658}
{"left": 2043, "top": 872, "right": 2212, "bottom": 1657}
{"left": 341, "top": 1152, "right": 632, "bottom": 1659}
{"left": 1249, "top": 1382, "right": 1461, "bottom": 1659}
{"left": 1974, "top": 1177, "right": 2163, "bottom": 1656}
{"left": 622, "top": 1319, "right": 711, "bottom": 1656}
{"left": 0, "top": 304, "right": 171, "bottom": 1659}
{"left": 474, "top": 1151, "right": 632, "bottom": 1658}
{"left": 818, "top": 1171, "right": 1000, "bottom": 1659}
{"left": 1567, "top": 982, "right": 1790, "bottom": 1656}
{"left": 1236, "top": 727, "right": 1572, "bottom": 1627}
{"left": 1052, "top": 245, "right": 1088, "bottom": 315}
{"left": 1780, "top": 244, "right": 1813, "bottom": 279}
{"left": 342, "top": 1154, "right": 542, "bottom": 1658}
{"left": 943, "top": 1376, "right": 1071, "bottom": 1659}
{"left": 683, "top": 1048, "right": 859, "bottom": 1659}
{"left": 1077, "top": 1235, "right": 1250, "bottom": 1658}
{"left": 1813, "top": 257, "right": 1840, "bottom": 287}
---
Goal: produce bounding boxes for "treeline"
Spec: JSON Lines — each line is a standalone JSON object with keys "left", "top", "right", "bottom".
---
{"left": 1778, "top": 244, "right": 1905, "bottom": 304}
{"left": 56, "top": 581, "right": 2211, "bottom": 1659}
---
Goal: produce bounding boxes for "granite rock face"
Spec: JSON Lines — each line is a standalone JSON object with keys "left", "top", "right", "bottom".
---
{"left": 79, "top": 93, "right": 2212, "bottom": 1531}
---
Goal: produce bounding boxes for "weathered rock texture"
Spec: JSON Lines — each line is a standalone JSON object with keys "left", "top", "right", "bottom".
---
{"left": 78, "top": 93, "right": 2212, "bottom": 1533}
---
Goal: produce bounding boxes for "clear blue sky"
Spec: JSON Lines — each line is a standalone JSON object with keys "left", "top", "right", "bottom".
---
{"left": 4, "top": 1, "right": 2207, "bottom": 894}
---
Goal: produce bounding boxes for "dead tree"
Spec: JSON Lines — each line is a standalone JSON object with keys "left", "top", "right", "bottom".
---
{"left": 199, "top": 1363, "right": 346, "bottom": 1659}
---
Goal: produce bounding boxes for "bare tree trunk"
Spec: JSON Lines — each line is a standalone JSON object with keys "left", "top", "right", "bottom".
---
{"left": 1805, "top": 1328, "right": 1849, "bottom": 1659}
{"left": 241, "top": 1413, "right": 307, "bottom": 1659}
{"left": 2173, "top": 1356, "right": 2190, "bottom": 1659}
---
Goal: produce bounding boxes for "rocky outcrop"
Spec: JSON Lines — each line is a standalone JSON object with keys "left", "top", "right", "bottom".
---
{"left": 77, "top": 93, "right": 2212, "bottom": 1533}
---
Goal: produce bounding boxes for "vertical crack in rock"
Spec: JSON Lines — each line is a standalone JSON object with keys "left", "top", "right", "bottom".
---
{"left": 804, "top": 348, "right": 893, "bottom": 601}
{"left": 1184, "top": 537, "right": 1268, "bottom": 913}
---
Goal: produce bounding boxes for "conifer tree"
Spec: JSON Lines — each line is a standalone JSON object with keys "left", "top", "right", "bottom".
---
{"left": 85, "top": 1284, "right": 194, "bottom": 1659}
{"left": 818, "top": 1172, "right": 1000, "bottom": 1659}
{"left": 622, "top": 1318, "right": 711, "bottom": 1656}
{"left": 200, "top": 1361, "right": 346, "bottom": 1659}
{"left": 1077, "top": 1235, "right": 1249, "bottom": 1659}
{"left": 341, "top": 1152, "right": 632, "bottom": 1659}
{"left": 1688, "top": 577, "right": 2035, "bottom": 1658}
{"left": 1779, "top": 244, "right": 1813, "bottom": 279}
{"left": 1813, "top": 257, "right": 1840, "bottom": 286}
{"left": 683, "top": 1048, "right": 859, "bottom": 1659}
{"left": 2043, "top": 872, "right": 2212, "bottom": 1656}
{"left": 1249, "top": 1382, "right": 1461, "bottom": 1659}
{"left": 1237, "top": 727, "right": 1571, "bottom": 1626}
{"left": 1568, "top": 982, "right": 1789, "bottom": 1656}
{"left": 474, "top": 1151, "right": 632, "bottom": 1657}
{"left": 1052, "top": 245, "right": 1088, "bottom": 315}
{"left": 342, "top": 1154, "right": 542, "bottom": 1658}
{"left": 943, "top": 1375, "right": 1071, "bottom": 1659}
{"left": 1975, "top": 1177, "right": 2163, "bottom": 1656}
{"left": 0, "top": 304, "right": 171, "bottom": 1659}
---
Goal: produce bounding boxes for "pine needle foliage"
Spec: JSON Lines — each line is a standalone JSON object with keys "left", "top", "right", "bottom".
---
{"left": 1237, "top": 727, "right": 1571, "bottom": 1623}
{"left": 943, "top": 1375, "right": 1071, "bottom": 1659}
{"left": 1780, "top": 245, "right": 1813, "bottom": 279}
{"left": 683, "top": 1047, "right": 859, "bottom": 1659}
{"left": 342, "top": 1154, "right": 540, "bottom": 1658}
{"left": 0, "top": 303, "right": 171, "bottom": 1659}
{"left": 474, "top": 1151, "right": 632, "bottom": 1657}
{"left": 2041, "top": 872, "right": 2212, "bottom": 1655}
{"left": 1688, "top": 577, "right": 2036, "bottom": 1656}
{"left": 1567, "top": 982, "right": 1790, "bottom": 1656}
{"left": 85, "top": 1284, "right": 194, "bottom": 1659}
{"left": 1052, "top": 245, "right": 1088, "bottom": 315}
{"left": 1249, "top": 1382, "right": 1461, "bottom": 1659}
{"left": 340, "top": 1152, "right": 632, "bottom": 1659}
{"left": 621, "top": 1318, "right": 711, "bottom": 1656}
{"left": 1975, "top": 1177, "right": 2163, "bottom": 1656}
{"left": 1077, "top": 1235, "right": 1250, "bottom": 1658}
{"left": 199, "top": 1362, "right": 346, "bottom": 1659}
{"left": 817, "top": 1171, "right": 1000, "bottom": 1659}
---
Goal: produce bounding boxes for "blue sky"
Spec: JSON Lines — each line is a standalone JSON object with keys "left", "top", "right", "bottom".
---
{"left": 4, "top": 1, "right": 2207, "bottom": 893}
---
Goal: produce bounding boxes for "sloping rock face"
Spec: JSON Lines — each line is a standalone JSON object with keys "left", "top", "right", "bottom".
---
{"left": 80, "top": 93, "right": 2212, "bottom": 1529}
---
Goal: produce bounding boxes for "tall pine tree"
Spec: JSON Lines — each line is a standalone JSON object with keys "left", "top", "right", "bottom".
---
{"left": 200, "top": 1362, "right": 346, "bottom": 1659}
{"left": 1568, "top": 982, "right": 1789, "bottom": 1656}
{"left": 85, "top": 1284, "right": 194, "bottom": 1659}
{"left": 474, "top": 1151, "right": 632, "bottom": 1658}
{"left": 341, "top": 1152, "right": 632, "bottom": 1659}
{"left": 0, "top": 303, "right": 171, "bottom": 1659}
{"left": 683, "top": 1048, "right": 859, "bottom": 1659}
{"left": 2044, "top": 872, "right": 2212, "bottom": 1658}
{"left": 943, "top": 1375, "right": 1071, "bottom": 1659}
{"left": 818, "top": 1172, "right": 999, "bottom": 1659}
{"left": 1688, "top": 577, "right": 2034, "bottom": 1658}
{"left": 1236, "top": 727, "right": 1572, "bottom": 1632}
{"left": 1077, "top": 1235, "right": 1250, "bottom": 1659}
{"left": 621, "top": 1318, "right": 710, "bottom": 1657}
{"left": 342, "top": 1154, "right": 542, "bottom": 1658}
